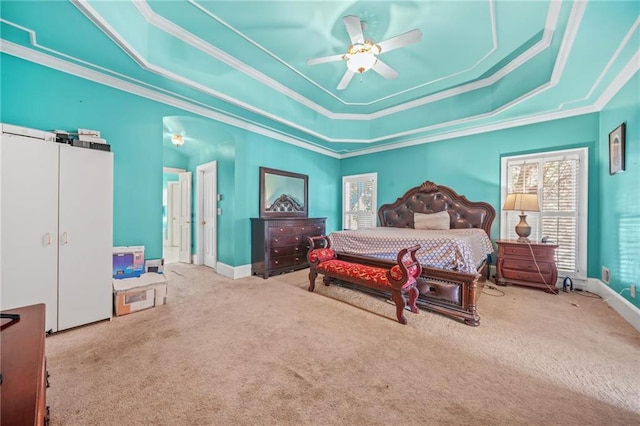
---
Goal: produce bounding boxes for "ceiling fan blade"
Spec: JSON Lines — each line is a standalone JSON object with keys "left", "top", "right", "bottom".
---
{"left": 372, "top": 59, "right": 399, "bottom": 80}
{"left": 306, "top": 54, "right": 345, "bottom": 66}
{"left": 343, "top": 15, "right": 364, "bottom": 45}
{"left": 337, "top": 69, "right": 356, "bottom": 90}
{"left": 377, "top": 29, "right": 422, "bottom": 53}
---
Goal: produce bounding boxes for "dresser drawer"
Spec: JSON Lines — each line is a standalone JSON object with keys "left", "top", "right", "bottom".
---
{"left": 269, "top": 254, "right": 306, "bottom": 269}
{"left": 499, "top": 244, "right": 556, "bottom": 261}
{"left": 270, "top": 235, "right": 304, "bottom": 247}
{"left": 269, "top": 244, "right": 308, "bottom": 257}
{"left": 501, "top": 268, "right": 554, "bottom": 284}
{"left": 301, "top": 223, "right": 325, "bottom": 237}
{"left": 268, "top": 226, "right": 295, "bottom": 236}
{"left": 501, "top": 258, "right": 553, "bottom": 274}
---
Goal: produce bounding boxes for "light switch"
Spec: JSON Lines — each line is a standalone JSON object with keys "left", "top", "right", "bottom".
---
{"left": 217, "top": 194, "right": 222, "bottom": 201}
{"left": 217, "top": 208, "right": 222, "bottom": 215}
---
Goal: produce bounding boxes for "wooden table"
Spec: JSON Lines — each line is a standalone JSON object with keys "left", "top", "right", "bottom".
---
{"left": 0, "top": 303, "right": 48, "bottom": 426}
{"left": 495, "top": 240, "right": 559, "bottom": 293}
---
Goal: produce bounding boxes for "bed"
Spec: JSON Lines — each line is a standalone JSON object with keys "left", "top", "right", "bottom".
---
{"left": 328, "top": 180, "right": 496, "bottom": 326}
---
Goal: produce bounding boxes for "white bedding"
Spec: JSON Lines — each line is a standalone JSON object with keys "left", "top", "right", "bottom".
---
{"left": 328, "top": 227, "right": 493, "bottom": 274}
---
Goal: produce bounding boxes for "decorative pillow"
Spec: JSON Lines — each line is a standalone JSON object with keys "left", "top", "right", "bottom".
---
{"left": 414, "top": 211, "right": 450, "bottom": 230}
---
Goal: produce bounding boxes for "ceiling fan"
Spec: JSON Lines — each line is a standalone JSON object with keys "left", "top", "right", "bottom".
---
{"left": 306, "top": 15, "right": 422, "bottom": 90}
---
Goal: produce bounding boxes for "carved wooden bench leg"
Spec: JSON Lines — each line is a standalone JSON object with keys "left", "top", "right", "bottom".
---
{"left": 390, "top": 291, "right": 408, "bottom": 324}
{"left": 308, "top": 270, "right": 317, "bottom": 292}
{"left": 408, "top": 285, "right": 419, "bottom": 314}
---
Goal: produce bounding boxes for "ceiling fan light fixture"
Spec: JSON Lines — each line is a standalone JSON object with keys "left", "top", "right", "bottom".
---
{"left": 344, "top": 41, "right": 380, "bottom": 74}
{"left": 171, "top": 134, "right": 184, "bottom": 147}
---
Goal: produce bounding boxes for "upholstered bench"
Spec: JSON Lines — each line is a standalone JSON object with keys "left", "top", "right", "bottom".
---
{"left": 306, "top": 236, "right": 422, "bottom": 324}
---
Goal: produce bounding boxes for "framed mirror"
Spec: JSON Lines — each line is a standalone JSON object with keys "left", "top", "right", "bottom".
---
{"left": 260, "top": 167, "right": 308, "bottom": 217}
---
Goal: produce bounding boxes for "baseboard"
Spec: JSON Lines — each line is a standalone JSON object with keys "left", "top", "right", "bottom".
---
{"left": 487, "top": 267, "right": 638, "bottom": 331}
{"left": 590, "top": 278, "right": 640, "bottom": 332}
{"left": 216, "top": 262, "right": 252, "bottom": 280}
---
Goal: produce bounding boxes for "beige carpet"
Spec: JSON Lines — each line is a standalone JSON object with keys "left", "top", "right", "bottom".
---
{"left": 45, "top": 263, "right": 640, "bottom": 425}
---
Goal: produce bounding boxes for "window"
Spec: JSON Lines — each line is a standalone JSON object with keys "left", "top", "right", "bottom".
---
{"left": 501, "top": 148, "right": 588, "bottom": 278}
{"left": 342, "top": 173, "right": 377, "bottom": 230}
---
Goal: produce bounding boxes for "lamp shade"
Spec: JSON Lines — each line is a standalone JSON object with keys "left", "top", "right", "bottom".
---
{"left": 502, "top": 193, "right": 540, "bottom": 212}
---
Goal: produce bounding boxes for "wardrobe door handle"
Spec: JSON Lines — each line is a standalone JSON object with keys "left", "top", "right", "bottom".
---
{"left": 61, "top": 231, "right": 69, "bottom": 245}
{"left": 44, "top": 232, "right": 52, "bottom": 246}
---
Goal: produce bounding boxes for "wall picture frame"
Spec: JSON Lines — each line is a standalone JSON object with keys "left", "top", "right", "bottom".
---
{"left": 609, "top": 122, "right": 626, "bottom": 175}
{"left": 259, "top": 167, "right": 308, "bottom": 217}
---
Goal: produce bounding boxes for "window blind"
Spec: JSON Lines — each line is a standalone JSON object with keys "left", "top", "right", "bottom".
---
{"left": 502, "top": 150, "right": 585, "bottom": 276}
{"left": 342, "top": 173, "right": 377, "bottom": 230}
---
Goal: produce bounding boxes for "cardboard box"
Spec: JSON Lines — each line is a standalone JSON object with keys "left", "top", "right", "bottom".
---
{"left": 145, "top": 258, "right": 165, "bottom": 274}
{"left": 113, "top": 273, "right": 168, "bottom": 316}
{"left": 113, "top": 246, "right": 145, "bottom": 279}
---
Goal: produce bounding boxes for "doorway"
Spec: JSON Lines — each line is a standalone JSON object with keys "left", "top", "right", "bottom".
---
{"left": 196, "top": 161, "right": 217, "bottom": 269}
{"left": 163, "top": 167, "right": 192, "bottom": 264}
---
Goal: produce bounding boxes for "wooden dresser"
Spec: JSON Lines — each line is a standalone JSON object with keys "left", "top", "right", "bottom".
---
{"left": 495, "top": 240, "right": 559, "bottom": 293}
{"left": 251, "top": 217, "right": 326, "bottom": 279}
{"left": 0, "top": 303, "right": 49, "bottom": 425}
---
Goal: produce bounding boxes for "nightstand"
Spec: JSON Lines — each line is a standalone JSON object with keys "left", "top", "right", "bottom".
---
{"left": 495, "top": 240, "right": 559, "bottom": 293}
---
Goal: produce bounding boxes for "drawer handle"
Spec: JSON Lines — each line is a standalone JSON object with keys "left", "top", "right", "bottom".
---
{"left": 274, "top": 238, "right": 279, "bottom": 243}
{"left": 274, "top": 260, "right": 279, "bottom": 265}
{"left": 274, "top": 249, "right": 279, "bottom": 254}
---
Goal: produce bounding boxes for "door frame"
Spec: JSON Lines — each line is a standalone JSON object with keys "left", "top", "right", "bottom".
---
{"left": 196, "top": 160, "right": 217, "bottom": 267}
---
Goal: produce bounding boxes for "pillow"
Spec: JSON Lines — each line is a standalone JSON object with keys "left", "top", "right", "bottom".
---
{"left": 414, "top": 211, "right": 450, "bottom": 230}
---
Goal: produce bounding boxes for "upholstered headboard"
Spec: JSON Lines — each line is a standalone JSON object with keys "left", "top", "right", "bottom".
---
{"left": 378, "top": 181, "right": 496, "bottom": 236}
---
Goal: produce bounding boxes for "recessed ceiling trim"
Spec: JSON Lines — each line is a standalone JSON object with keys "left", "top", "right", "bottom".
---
{"left": 73, "top": 0, "right": 337, "bottom": 143}
{"left": 120, "top": 0, "right": 564, "bottom": 123}
{"left": 0, "top": 40, "right": 341, "bottom": 159}
{"left": 549, "top": 0, "right": 587, "bottom": 86}
{"left": 560, "top": 16, "right": 640, "bottom": 110}
{"left": 3, "top": 38, "right": 627, "bottom": 161}
{"left": 593, "top": 49, "right": 640, "bottom": 111}
{"left": 339, "top": 105, "right": 599, "bottom": 159}
{"left": 0, "top": 14, "right": 592, "bottom": 150}
{"left": 189, "top": 0, "right": 501, "bottom": 108}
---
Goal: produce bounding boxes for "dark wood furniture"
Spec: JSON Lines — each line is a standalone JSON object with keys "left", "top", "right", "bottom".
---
{"left": 251, "top": 217, "right": 326, "bottom": 278}
{"left": 337, "top": 181, "right": 496, "bottom": 326}
{"left": 307, "top": 236, "right": 422, "bottom": 324}
{"left": 0, "top": 303, "right": 49, "bottom": 426}
{"left": 495, "top": 240, "right": 559, "bottom": 293}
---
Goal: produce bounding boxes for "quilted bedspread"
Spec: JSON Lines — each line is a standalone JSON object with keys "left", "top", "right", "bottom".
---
{"left": 328, "top": 227, "right": 493, "bottom": 274}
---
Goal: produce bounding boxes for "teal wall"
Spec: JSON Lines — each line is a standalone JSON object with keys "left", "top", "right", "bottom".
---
{"left": 1, "top": 54, "right": 177, "bottom": 259}
{"left": 0, "top": 53, "right": 341, "bottom": 266}
{"left": 2, "top": 51, "right": 638, "bottom": 304}
{"left": 341, "top": 114, "right": 600, "bottom": 274}
{"left": 599, "top": 72, "right": 640, "bottom": 308}
{"left": 234, "top": 133, "right": 341, "bottom": 265}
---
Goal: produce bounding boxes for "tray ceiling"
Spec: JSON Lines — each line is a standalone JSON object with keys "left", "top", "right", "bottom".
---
{"left": 1, "top": 0, "right": 638, "bottom": 157}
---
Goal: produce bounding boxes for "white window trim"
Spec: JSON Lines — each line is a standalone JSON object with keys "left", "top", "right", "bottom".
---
{"left": 500, "top": 148, "right": 588, "bottom": 279}
{"left": 342, "top": 172, "right": 377, "bottom": 230}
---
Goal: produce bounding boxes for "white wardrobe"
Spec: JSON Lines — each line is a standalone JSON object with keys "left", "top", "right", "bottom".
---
{"left": 0, "top": 125, "right": 113, "bottom": 332}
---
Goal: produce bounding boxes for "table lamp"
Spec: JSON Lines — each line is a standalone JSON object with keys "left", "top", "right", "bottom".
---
{"left": 503, "top": 193, "right": 540, "bottom": 242}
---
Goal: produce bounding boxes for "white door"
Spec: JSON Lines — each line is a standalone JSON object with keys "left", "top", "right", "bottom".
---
{"left": 168, "top": 181, "right": 180, "bottom": 247}
{"left": 57, "top": 145, "right": 113, "bottom": 330}
{"left": 178, "top": 171, "right": 192, "bottom": 263}
{"left": 202, "top": 164, "right": 217, "bottom": 268}
{"left": 0, "top": 134, "right": 59, "bottom": 332}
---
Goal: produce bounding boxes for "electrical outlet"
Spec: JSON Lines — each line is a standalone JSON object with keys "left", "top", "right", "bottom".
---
{"left": 602, "top": 266, "right": 610, "bottom": 284}
{"left": 631, "top": 284, "right": 636, "bottom": 298}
